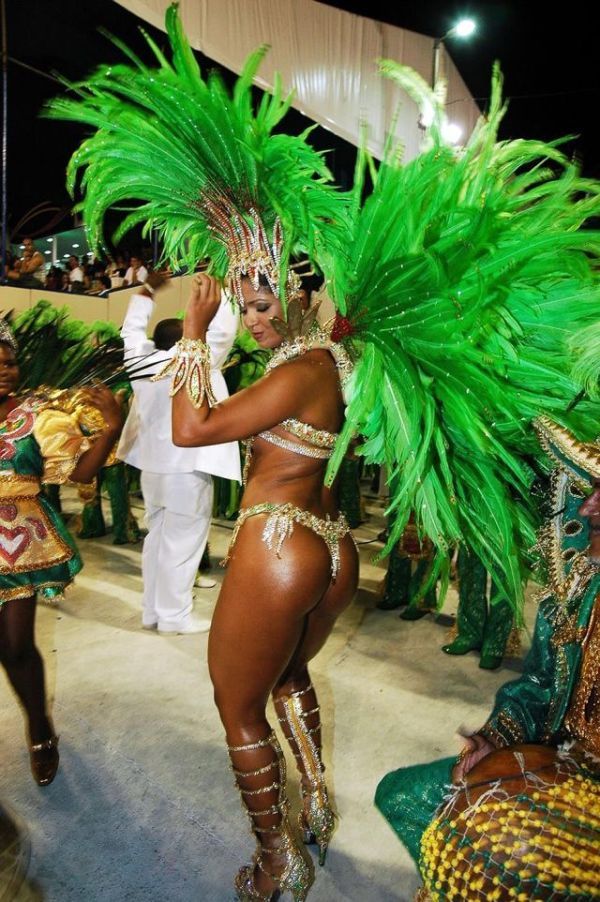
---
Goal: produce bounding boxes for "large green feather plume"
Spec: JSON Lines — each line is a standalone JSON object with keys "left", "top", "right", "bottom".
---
{"left": 46, "top": 4, "right": 600, "bottom": 619}
{"left": 325, "top": 62, "right": 600, "bottom": 615}
{"left": 45, "top": 3, "right": 348, "bottom": 305}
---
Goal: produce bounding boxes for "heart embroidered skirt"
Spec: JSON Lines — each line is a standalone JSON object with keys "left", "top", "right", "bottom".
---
{"left": 0, "top": 492, "right": 82, "bottom": 603}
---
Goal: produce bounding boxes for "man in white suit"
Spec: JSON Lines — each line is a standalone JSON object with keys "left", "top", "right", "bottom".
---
{"left": 118, "top": 274, "right": 240, "bottom": 634}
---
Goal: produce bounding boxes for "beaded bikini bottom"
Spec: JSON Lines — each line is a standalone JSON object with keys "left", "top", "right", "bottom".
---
{"left": 222, "top": 502, "right": 350, "bottom": 581}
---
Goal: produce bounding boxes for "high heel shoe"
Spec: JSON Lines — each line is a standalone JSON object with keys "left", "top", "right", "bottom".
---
{"left": 280, "top": 689, "right": 335, "bottom": 866}
{"left": 29, "top": 735, "right": 59, "bottom": 786}
{"left": 228, "top": 731, "right": 314, "bottom": 902}
{"left": 234, "top": 820, "right": 312, "bottom": 901}
{"left": 297, "top": 781, "right": 335, "bottom": 866}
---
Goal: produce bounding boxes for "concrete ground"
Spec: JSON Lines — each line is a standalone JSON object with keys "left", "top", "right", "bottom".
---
{"left": 0, "top": 488, "right": 535, "bottom": 902}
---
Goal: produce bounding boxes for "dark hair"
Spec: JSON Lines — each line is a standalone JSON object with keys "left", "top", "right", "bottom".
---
{"left": 153, "top": 318, "right": 183, "bottom": 351}
{"left": 0, "top": 339, "right": 17, "bottom": 356}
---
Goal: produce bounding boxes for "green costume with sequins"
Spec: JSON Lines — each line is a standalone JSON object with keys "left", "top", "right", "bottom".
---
{"left": 375, "top": 417, "right": 600, "bottom": 888}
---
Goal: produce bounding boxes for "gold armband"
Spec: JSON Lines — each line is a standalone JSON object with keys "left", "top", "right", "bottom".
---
{"left": 153, "top": 338, "right": 217, "bottom": 409}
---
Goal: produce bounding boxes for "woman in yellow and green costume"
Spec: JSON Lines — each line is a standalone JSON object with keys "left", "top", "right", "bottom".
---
{"left": 0, "top": 320, "right": 123, "bottom": 786}
{"left": 12, "top": 301, "right": 141, "bottom": 546}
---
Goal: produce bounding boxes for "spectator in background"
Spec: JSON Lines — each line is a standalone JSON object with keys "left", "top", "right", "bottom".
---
{"left": 118, "top": 272, "right": 240, "bottom": 633}
{"left": 44, "top": 266, "right": 63, "bottom": 292}
{"left": 123, "top": 255, "right": 148, "bottom": 287}
{"left": 81, "top": 260, "right": 94, "bottom": 293}
{"left": 107, "top": 255, "right": 127, "bottom": 290}
{"left": 19, "top": 239, "right": 45, "bottom": 289}
{"left": 3, "top": 254, "right": 21, "bottom": 285}
{"left": 61, "top": 271, "right": 71, "bottom": 292}
{"left": 68, "top": 255, "right": 84, "bottom": 292}
{"left": 87, "top": 263, "right": 111, "bottom": 296}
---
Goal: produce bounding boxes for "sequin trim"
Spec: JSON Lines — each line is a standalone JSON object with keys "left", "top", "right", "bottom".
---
{"left": 0, "top": 580, "right": 68, "bottom": 603}
{"left": 256, "top": 429, "right": 333, "bottom": 459}
{"left": 153, "top": 337, "right": 217, "bottom": 409}
{"left": 266, "top": 329, "right": 353, "bottom": 391}
{"left": 222, "top": 502, "right": 350, "bottom": 581}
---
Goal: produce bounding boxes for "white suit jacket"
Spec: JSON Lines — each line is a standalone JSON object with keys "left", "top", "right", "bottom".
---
{"left": 117, "top": 293, "right": 241, "bottom": 481}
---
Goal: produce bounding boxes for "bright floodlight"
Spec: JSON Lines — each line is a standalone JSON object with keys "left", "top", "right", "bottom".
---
{"left": 442, "top": 122, "right": 463, "bottom": 145}
{"left": 420, "top": 101, "right": 435, "bottom": 129}
{"left": 454, "top": 18, "right": 476, "bottom": 38}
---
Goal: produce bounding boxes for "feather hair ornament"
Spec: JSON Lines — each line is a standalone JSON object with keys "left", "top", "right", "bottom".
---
{"left": 44, "top": 3, "right": 348, "bottom": 312}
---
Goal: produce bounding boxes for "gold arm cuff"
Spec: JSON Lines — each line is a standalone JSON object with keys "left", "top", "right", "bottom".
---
{"left": 152, "top": 338, "right": 217, "bottom": 409}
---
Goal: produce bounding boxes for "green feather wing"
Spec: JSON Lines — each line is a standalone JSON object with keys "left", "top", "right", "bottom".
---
{"left": 326, "top": 62, "right": 600, "bottom": 615}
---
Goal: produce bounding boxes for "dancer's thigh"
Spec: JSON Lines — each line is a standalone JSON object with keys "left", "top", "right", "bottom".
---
{"left": 281, "top": 532, "right": 359, "bottom": 677}
{"left": 208, "top": 517, "right": 331, "bottom": 714}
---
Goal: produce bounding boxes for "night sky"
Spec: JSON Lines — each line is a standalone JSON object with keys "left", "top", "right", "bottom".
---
{"left": 4, "top": 0, "right": 600, "bottom": 238}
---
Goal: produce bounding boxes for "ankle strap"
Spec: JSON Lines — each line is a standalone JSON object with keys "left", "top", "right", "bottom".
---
{"left": 248, "top": 804, "right": 281, "bottom": 818}
{"left": 277, "top": 705, "right": 320, "bottom": 727}
{"left": 289, "top": 683, "right": 314, "bottom": 699}
{"left": 30, "top": 735, "right": 59, "bottom": 753}
{"left": 228, "top": 730, "right": 277, "bottom": 752}
{"left": 240, "top": 780, "right": 280, "bottom": 796}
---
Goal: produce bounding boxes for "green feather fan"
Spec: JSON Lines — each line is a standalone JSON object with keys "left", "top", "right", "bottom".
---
{"left": 325, "top": 62, "right": 600, "bottom": 616}
{"left": 44, "top": 3, "right": 348, "bottom": 311}
{"left": 12, "top": 301, "right": 124, "bottom": 391}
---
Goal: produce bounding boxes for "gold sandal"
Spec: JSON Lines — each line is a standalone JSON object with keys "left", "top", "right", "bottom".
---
{"left": 228, "top": 731, "right": 314, "bottom": 901}
{"left": 275, "top": 684, "right": 335, "bottom": 866}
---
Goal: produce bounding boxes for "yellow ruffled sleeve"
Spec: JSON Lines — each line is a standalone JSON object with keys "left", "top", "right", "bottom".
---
{"left": 32, "top": 408, "right": 93, "bottom": 484}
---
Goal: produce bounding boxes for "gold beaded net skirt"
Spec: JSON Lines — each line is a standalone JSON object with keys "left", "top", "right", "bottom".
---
{"left": 420, "top": 744, "right": 600, "bottom": 900}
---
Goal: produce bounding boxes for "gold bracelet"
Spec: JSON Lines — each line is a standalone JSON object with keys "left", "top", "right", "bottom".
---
{"left": 153, "top": 337, "right": 217, "bottom": 408}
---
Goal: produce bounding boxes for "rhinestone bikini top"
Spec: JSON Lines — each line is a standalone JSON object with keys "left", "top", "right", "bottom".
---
{"left": 257, "top": 418, "right": 337, "bottom": 460}
{"left": 256, "top": 329, "right": 353, "bottom": 459}
{"left": 242, "top": 330, "right": 352, "bottom": 482}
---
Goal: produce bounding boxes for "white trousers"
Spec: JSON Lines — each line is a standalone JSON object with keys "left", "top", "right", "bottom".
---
{"left": 140, "top": 471, "right": 214, "bottom": 629}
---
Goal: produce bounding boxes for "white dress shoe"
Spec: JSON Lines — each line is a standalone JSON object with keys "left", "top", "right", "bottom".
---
{"left": 194, "top": 575, "right": 217, "bottom": 589}
{"left": 157, "top": 616, "right": 211, "bottom": 635}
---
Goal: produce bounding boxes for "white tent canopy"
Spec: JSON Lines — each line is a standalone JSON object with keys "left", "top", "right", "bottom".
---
{"left": 114, "top": 0, "right": 480, "bottom": 160}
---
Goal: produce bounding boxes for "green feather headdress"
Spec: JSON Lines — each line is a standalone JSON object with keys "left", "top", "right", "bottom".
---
{"left": 45, "top": 3, "right": 348, "bottom": 311}
{"left": 325, "top": 62, "right": 600, "bottom": 613}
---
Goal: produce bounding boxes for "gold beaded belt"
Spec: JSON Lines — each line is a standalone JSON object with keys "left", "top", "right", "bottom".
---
{"left": 222, "top": 502, "right": 350, "bottom": 580}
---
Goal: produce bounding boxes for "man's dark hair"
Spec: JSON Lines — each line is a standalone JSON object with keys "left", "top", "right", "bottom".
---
{"left": 153, "top": 318, "right": 183, "bottom": 351}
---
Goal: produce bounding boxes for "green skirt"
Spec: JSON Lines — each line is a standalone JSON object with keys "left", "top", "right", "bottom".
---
{"left": 375, "top": 756, "right": 455, "bottom": 864}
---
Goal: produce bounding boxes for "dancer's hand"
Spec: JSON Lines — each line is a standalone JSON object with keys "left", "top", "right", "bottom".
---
{"left": 184, "top": 274, "right": 222, "bottom": 338}
{"left": 147, "top": 270, "right": 170, "bottom": 291}
{"left": 452, "top": 733, "right": 496, "bottom": 783}
{"left": 83, "top": 386, "right": 124, "bottom": 433}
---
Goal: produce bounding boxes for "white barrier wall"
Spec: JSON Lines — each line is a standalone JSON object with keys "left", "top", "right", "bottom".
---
{"left": 0, "top": 275, "right": 197, "bottom": 332}
{"left": 114, "top": 0, "right": 480, "bottom": 159}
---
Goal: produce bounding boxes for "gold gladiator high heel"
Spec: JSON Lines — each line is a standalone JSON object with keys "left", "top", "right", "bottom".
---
{"left": 228, "top": 730, "right": 314, "bottom": 901}
{"left": 277, "top": 684, "right": 335, "bottom": 866}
